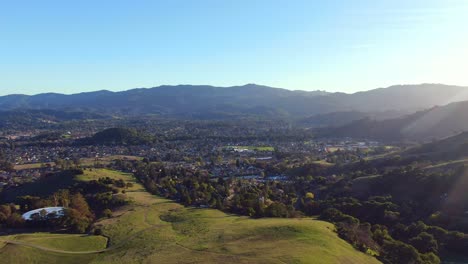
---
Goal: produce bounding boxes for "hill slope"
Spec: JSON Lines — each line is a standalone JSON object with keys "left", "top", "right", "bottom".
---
{"left": 406, "top": 132, "right": 468, "bottom": 160}
{"left": 0, "top": 169, "right": 380, "bottom": 264}
{"left": 321, "top": 100, "right": 468, "bottom": 141}
{"left": 80, "top": 127, "right": 156, "bottom": 146}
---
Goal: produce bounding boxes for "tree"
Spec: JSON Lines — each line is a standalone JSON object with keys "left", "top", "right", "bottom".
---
{"left": 17, "top": 196, "right": 47, "bottom": 211}
{"left": 305, "top": 192, "right": 315, "bottom": 200}
{"left": 56, "top": 189, "right": 70, "bottom": 208}
{"left": 39, "top": 209, "right": 48, "bottom": 220}
{"left": 409, "top": 232, "right": 438, "bottom": 254}
{"left": 6, "top": 213, "right": 25, "bottom": 228}
{"left": 320, "top": 208, "right": 345, "bottom": 222}
{"left": 420, "top": 253, "right": 440, "bottom": 264}
{"left": 0, "top": 212, "right": 7, "bottom": 223}
{"left": 265, "top": 202, "right": 288, "bottom": 217}
{"left": 102, "top": 209, "right": 112, "bottom": 218}
{"left": 380, "top": 240, "right": 421, "bottom": 264}
{"left": 0, "top": 205, "right": 12, "bottom": 218}
{"left": 70, "top": 193, "right": 93, "bottom": 219}
{"left": 62, "top": 209, "right": 90, "bottom": 233}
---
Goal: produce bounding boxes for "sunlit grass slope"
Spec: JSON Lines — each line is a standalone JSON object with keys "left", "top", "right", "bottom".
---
{"left": 0, "top": 169, "right": 380, "bottom": 264}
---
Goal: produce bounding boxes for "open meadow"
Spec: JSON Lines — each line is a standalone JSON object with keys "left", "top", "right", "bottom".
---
{"left": 0, "top": 169, "right": 380, "bottom": 264}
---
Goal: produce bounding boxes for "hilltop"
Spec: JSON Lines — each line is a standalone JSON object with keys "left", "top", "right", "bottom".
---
{"left": 0, "top": 169, "right": 379, "bottom": 264}
{"left": 80, "top": 127, "right": 157, "bottom": 146}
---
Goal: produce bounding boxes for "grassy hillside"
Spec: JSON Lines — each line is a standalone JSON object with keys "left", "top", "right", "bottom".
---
{"left": 0, "top": 233, "right": 107, "bottom": 252}
{"left": 0, "top": 233, "right": 106, "bottom": 264}
{"left": 0, "top": 169, "right": 380, "bottom": 264}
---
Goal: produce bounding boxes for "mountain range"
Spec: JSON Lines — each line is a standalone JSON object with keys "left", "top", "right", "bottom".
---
{"left": 1, "top": 83, "right": 467, "bottom": 119}
{"left": 2, "top": 83, "right": 468, "bottom": 141}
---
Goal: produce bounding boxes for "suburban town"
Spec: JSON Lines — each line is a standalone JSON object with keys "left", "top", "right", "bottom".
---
{"left": 0, "top": 119, "right": 387, "bottom": 189}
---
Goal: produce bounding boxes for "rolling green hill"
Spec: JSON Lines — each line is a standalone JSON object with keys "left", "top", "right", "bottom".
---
{"left": 79, "top": 127, "right": 156, "bottom": 146}
{"left": 0, "top": 169, "right": 380, "bottom": 264}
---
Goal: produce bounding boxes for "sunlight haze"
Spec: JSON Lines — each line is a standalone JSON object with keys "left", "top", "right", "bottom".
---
{"left": 1, "top": 0, "right": 467, "bottom": 95}
{"left": 3, "top": 2, "right": 468, "bottom": 264}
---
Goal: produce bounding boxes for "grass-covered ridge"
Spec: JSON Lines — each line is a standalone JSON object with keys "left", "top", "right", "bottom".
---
{"left": 0, "top": 169, "right": 380, "bottom": 264}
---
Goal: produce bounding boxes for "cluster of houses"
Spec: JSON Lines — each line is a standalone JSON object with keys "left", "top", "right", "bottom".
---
{"left": 0, "top": 124, "right": 389, "bottom": 190}
{"left": 323, "top": 140, "right": 380, "bottom": 153}
{"left": 0, "top": 166, "right": 56, "bottom": 188}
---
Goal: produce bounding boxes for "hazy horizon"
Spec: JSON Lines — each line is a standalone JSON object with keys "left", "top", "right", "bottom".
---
{"left": 1, "top": 1, "right": 468, "bottom": 95}
{"left": 0, "top": 82, "right": 466, "bottom": 97}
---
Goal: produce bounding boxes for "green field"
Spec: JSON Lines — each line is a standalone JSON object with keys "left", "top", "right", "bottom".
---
{"left": 75, "top": 168, "right": 138, "bottom": 187}
{"left": 0, "top": 169, "right": 380, "bottom": 264}
{"left": 227, "top": 146, "right": 275, "bottom": 152}
{"left": 13, "top": 156, "right": 143, "bottom": 171}
{"left": 312, "top": 160, "right": 335, "bottom": 166}
{"left": 14, "top": 163, "right": 54, "bottom": 171}
{"left": 80, "top": 155, "right": 143, "bottom": 167}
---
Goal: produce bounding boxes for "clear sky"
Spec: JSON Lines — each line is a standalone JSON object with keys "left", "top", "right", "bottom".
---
{"left": 1, "top": 0, "right": 468, "bottom": 95}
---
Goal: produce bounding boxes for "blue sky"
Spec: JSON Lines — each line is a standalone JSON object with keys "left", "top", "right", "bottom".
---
{"left": 1, "top": 0, "right": 467, "bottom": 95}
